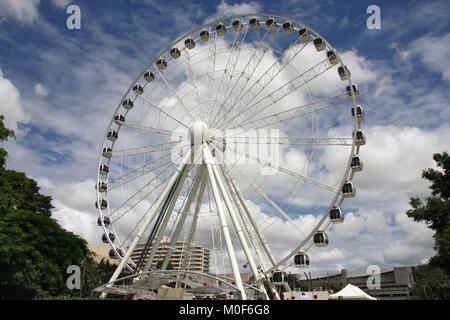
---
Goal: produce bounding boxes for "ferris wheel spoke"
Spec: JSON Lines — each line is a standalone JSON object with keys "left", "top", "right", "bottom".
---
{"left": 211, "top": 27, "right": 279, "bottom": 128}
{"left": 226, "top": 136, "right": 353, "bottom": 146}
{"left": 109, "top": 141, "right": 179, "bottom": 158}
{"left": 211, "top": 139, "right": 338, "bottom": 193}
{"left": 219, "top": 57, "right": 334, "bottom": 129}
{"left": 121, "top": 122, "right": 174, "bottom": 136}
{"left": 236, "top": 92, "right": 349, "bottom": 129}
{"left": 110, "top": 170, "right": 174, "bottom": 224}
{"left": 204, "top": 26, "right": 218, "bottom": 124}
{"left": 134, "top": 94, "right": 190, "bottom": 129}
{"left": 108, "top": 153, "right": 173, "bottom": 190}
{"left": 214, "top": 37, "right": 309, "bottom": 128}
{"left": 182, "top": 50, "right": 203, "bottom": 118}
{"left": 154, "top": 65, "right": 195, "bottom": 121}
{"left": 208, "top": 24, "right": 250, "bottom": 125}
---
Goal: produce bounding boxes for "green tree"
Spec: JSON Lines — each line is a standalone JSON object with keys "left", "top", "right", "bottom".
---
{"left": 406, "top": 152, "right": 450, "bottom": 299}
{"left": 0, "top": 115, "right": 112, "bottom": 299}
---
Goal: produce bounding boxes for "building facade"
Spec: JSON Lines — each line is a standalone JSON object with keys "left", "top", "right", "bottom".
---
{"left": 131, "top": 240, "right": 210, "bottom": 273}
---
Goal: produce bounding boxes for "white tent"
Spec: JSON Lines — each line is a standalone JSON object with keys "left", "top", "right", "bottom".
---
{"left": 329, "top": 284, "right": 377, "bottom": 300}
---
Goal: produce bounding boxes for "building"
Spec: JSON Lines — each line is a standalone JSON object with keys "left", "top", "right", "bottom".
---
{"left": 131, "top": 238, "right": 210, "bottom": 273}
{"left": 88, "top": 244, "right": 117, "bottom": 264}
{"left": 298, "top": 266, "right": 417, "bottom": 300}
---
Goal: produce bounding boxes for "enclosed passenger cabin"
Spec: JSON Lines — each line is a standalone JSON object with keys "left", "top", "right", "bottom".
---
{"left": 298, "top": 27, "right": 310, "bottom": 41}
{"left": 170, "top": 48, "right": 181, "bottom": 59}
{"left": 338, "top": 66, "right": 351, "bottom": 81}
{"left": 95, "top": 199, "right": 108, "bottom": 210}
{"left": 200, "top": 30, "right": 210, "bottom": 41}
{"left": 351, "top": 105, "right": 364, "bottom": 121}
{"left": 156, "top": 59, "right": 167, "bottom": 70}
{"left": 346, "top": 84, "right": 359, "bottom": 98}
{"left": 102, "top": 147, "right": 112, "bottom": 158}
{"left": 327, "top": 50, "right": 338, "bottom": 65}
{"left": 249, "top": 17, "right": 260, "bottom": 29}
{"left": 272, "top": 270, "right": 288, "bottom": 284}
{"left": 132, "top": 83, "right": 144, "bottom": 95}
{"left": 266, "top": 17, "right": 277, "bottom": 32}
{"left": 185, "top": 38, "right": 195, "bottom": 49}
{"left": 342, "top": 181, "right": 356, "bottom": 198}
{"left": 354, "top": 129, "right": 366, "bottom": 146}
{"left": 144, "top": 70, "right": 155, "bottom": 82}
{"left": 329, "top": 206, "right": 344, "bottom": 224}
{"left": 99, "top": 164, "right": 109, "bottom": 175}
{"left": 113, "top": 114, "right": 125, "bottom": 125}
{"left": 96, "top": 182, "right": 108, "bottom": 192}
{"left": 122, "top": 98, "right": 134, "bottom": 110}
{"left": 314, "top": 37, "right": 326, "bottom": 51}
{"left": 109, "top": 248, "right": 123, "bottom": 259}
{"left": 232, "top": 19, "right": 243, "bottom": 31}
{"left": 283, "top": 21, "right": 294, "bottom": 34}
{"left": 216, "top": 23, "right": 227, "bottom": 36}
{"left": 294, "top": 252, "right": 310, "bottom": 268}
{"left": 97, "top": 216, "right": 111, "bottom": 226}
{"left": 107, "top": 130, "right": 118, "bottom": 142}
{"left": 351, "top": 155, "right": 363, "bottom": 172}
{"left": 313, "top": 231, "right": 329, "bottom": 247}
{"left": 102, "top": 232, "right": 115, "bottom": 243}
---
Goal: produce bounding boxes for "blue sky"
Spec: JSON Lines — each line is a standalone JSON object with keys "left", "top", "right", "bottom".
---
{"left": 1, "top": 0, "right": 450, "bottom": 274}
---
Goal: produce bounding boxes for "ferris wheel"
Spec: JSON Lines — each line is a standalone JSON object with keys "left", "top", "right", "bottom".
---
{"left": 95, "top": 13, "right": 365, "bottom": 300}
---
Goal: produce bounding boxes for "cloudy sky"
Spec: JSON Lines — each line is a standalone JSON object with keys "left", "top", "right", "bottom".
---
{"left": 1, "top": 0, "right": 450, "bottom": 276}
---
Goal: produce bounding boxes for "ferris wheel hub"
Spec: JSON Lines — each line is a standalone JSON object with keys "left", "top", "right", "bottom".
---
{"left": 189, "top": 120, "right": 208, "bottom": 146}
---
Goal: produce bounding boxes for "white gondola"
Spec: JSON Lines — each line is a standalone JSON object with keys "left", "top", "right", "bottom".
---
{"left": 249, "top": 17, "right": 260, "bottom": 29}
{"left": 298, "top": 27, "right": 310, "bottom": 41}
{"left": 200, "top": 30, "right": 209, "bottom": 41}
{"left": 272, "top": 270, "right": 288, "bottom": 284}
{"left": 352, "top": 104, "right": 364, "bottom": 122}
{"left": 294, "top": 252, "right": 310, "bottom": 268}
{"left": 144, "top": 70, "right": 155, "bottom": 82}
{"left": 113, "top": 114, "right": 125, "bottom": 125}
{"left": 122, "top": 98, "right": 134, "bottom": 110}
{"left": 102, "top": 147, "right": 112, "bottom": 158}
{"left": 327, "top": 50, "right": 338, "bottom": 65}
{"left": 97, "top": 216, "right": 111, "bottom": 226}
{"left": 156, "top": 59, "right": 167, "bottom": 70}
{"left": 338, "top": 66, "right": 350, "bottom": 81}
{"left": 107, "top": 130, "right": 118, "bottom": 142}
{"left": 132, "top": 83, "right": 144, "bottom": 95}
{"left": 354, "top": 129, "right": 366, "bottom": 146}
{"left": 99, "top": 164, "right": 109, "bottom": 175}
{"left": 232, "top": 19, "right": 243, "bottom": 31}
{"left": 185, "top": 38, "right": 195, "bottom": 49}
{"left": 170, "top": 48, "right": 181, "bottom": 59}
{"left": 329, "top": 207, "right": 344, "bottom": 223}
{"left": 95, "top": 199, "right": 108, "bottom": 210}
{"left": 282, "top": 21, "right": 294, "bottom": 34}
{"left": 314, "top": 37, "right": 326, "bottom": 51}
{"left": 216, "top": 23, "right": 227, "bottom": 36}
{"left": 96, "top": 182, "right": 108, "bottom": 193}
{"left": 266, "top": 17, "right": 277, "bottom": 32}
{"left": 351, "top": 155, "right": 363, "bottom": 172}
{"left": 102, "top": 232, "right": 115, "bottom": 243}
{"left": 342, "top": 181, "right": 356, "bottom": 198}
{"left": 313, "top": 231, "right": 329, "bottom": 247}
{"left": 346, "top": 84, "right": 359, "bottom": 98}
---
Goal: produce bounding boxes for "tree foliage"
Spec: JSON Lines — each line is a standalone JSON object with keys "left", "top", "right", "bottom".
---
{"left": 406, "top": 152, "right": 450, "bottom": 299}
{"left": 0, "top": 115, "right": 113, "bottom": 299}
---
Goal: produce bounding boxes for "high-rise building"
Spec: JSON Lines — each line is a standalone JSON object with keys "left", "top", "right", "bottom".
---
{"left": 131, "top": 238, "right": 210, "bottom": 273}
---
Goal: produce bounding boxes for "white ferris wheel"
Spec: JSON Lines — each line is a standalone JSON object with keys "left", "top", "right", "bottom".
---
{"left": 95, "top": 13, "right": 365, "bottom": 300}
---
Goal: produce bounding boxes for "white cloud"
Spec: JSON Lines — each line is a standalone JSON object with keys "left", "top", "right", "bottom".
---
{"left": 0, "top": 69, "right": 30, "bottom": 131}
{"left": 0, "top": 0, "right": 40, "bottom": 24}
{"left": 50, "top": 0, "right": 71, "bottom": 8}
{"left": 206, "top": 0, "right": 263, "bottom": 23}
{"left": 34, "top": 82, "right": 49, "bottom": 96}
{"left": 407, "top": 33, "right": 450, "bottom": 82}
